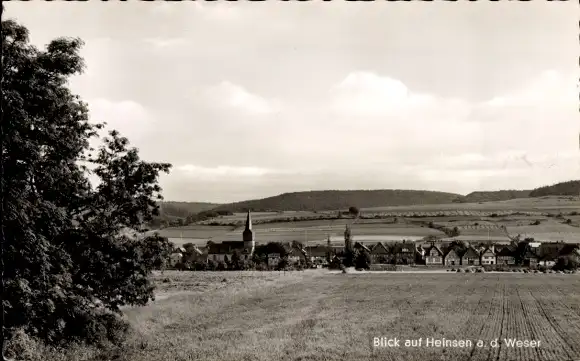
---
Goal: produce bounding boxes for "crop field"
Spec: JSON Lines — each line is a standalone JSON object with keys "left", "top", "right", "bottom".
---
{"left": 159, "top": 218, "right": 580, "bottom": 247}
{"left": 161, "top": 223, "right": 446, "bottom": 246}
{"left": 157, "top": 197, "right": 580, "bottom": 246}
{"left": 362, "top": 196, "right": 580, "bottom": 212}
{"left": 58, "top": 271, "right": 580, "bottom": 361}
{"left": 361, "top": 196, "right": 580, "bottom": 213}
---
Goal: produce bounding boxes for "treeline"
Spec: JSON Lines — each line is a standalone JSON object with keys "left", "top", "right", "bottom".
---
{"left": 529, "top": 180, "right": 580, "bottom": 197}
{"left": 427, "top": 222, "right": 461, "bottom": 237}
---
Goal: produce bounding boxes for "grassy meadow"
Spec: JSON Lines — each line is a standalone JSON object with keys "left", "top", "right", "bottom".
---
{"left": 34, "top": 270, "right": 580, "bottom": 361}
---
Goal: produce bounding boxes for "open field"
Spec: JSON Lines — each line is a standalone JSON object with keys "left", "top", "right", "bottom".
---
{"left": 60, "top": 270, "right": 580, "bottom": 361}
{"left": 361, "top": 196, "right": 580, "bottom": 213}
{"left": 155, "top": 197, "right": 580, "bottom": 246}
{"left": 159, "top": 218, "right": 580, "bottom": 246}
{"left": 161, "top": 223, "right": 446, "bottom": 246}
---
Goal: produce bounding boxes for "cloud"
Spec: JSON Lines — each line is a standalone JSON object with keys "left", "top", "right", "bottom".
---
{"left": 87, "top": 99, "right": 153, "bottom": 145}
{"left": 176, "top": 164, "right": 273, "bottom": 178}
{"left": 484, "top": 70, "right": 577, "bottom": 108}
{"left": 157, "top": 70, "right": 578, "bottom": 201}
{"left": 149, "top": 1, "right": 242, "bottom": 21}
{"left": 202, "top": 81, "right": 281, "bottom": 115}
{"left": 143, "top": 37, "right": 187, "bottom": 49}
{"left": 329, "top": 71, "right": 471, "bottom": 120}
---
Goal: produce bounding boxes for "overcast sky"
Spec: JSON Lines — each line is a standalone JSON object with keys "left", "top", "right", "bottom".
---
{"left": 6, "top": 1, "right": 579, "bottom": 203}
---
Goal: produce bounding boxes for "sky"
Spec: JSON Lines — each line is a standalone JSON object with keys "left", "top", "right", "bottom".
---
{"left": 6, "top": 1, "right": 579, "bottom": 203}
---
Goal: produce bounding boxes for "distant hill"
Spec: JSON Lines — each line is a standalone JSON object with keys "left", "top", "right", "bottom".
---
{"left": 211, "top": 190, "right": 462, "bottom": 212}
{"left": 529, "top": 180, "right": 580, "bottom": 198}
{"left": 462, "top": 190, "right": 531, "bottom": 203}
{"left": 159, "top": 201, "right": 222, "bottom": 218}
{"left": 147, "top": 201, "right": 222, "bottom": 228}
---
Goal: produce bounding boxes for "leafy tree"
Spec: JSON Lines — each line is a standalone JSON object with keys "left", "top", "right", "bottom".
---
{"left": 206, "top": 260, "right": 218, "bottom": 271}
{"left": 448, "top": 240, "right": 468, "bottom": 255}
{"left": 355, "top": 250, "right": 372, "bottom": 270}
{"left": 343, "top": 226, "right": 355, "bottom": 267}
{"left": 450, "top": 226, "right": 460, "bottom": 237}
{"left": 140, "top": 235, "right": 174, "bottom": 271}
{"left": 513, "top": 239, "right": 533, "bottom": 265}
{"left": 1, "top": 18, "right": 171, "bottom": 352}
{"left": 230, "top": 250, "right": 242, "bottom": 270}
{"left": 348, "top": 206, "right": 360, "bottom": 217}
{"left": 277, "top": 257, "right": 289, "bottom": 271}
{"left": 553, "top": 256, "right": 579, "bottom": 271}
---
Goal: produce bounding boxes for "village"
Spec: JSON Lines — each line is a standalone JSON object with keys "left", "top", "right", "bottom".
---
{"left": 169, "top": 211, "right": 580, "bottom": 272}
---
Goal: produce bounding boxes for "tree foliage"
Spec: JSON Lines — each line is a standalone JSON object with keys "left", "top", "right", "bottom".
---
{"left": 348, "top": 206, "right": 360, "bottom": 217}
{"left": 355, "top": 250, "right": 371, "bottom": 270}
{"left": 1, "top": 19, "right": 172, "bottom": 350}
{"left": 529, "top": 180, "right": 580, "bottom": 198}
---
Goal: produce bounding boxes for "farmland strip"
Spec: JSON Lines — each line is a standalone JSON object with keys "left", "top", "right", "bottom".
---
{"left": 516, "top": 288, "right": 543, "bottom": 361}
{"left": 529, "top": 286, "right": 576, "bottom": 360}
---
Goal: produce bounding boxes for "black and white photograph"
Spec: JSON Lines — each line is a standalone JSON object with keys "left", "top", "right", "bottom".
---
{"left": 2, "top": 1, "right": 579, "bottom": 361}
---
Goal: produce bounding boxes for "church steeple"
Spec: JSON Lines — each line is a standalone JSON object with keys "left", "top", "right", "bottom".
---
{"left": 243, "top": 209, "right": 255, "bottom": 254}
{"left": 244, "top": 209, "right": 252, "bottom": 231}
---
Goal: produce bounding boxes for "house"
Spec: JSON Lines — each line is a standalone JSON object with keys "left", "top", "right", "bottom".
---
{"left": 528, "top": 242, "right": 542, "bottom": 249}
{"left": 370, "top": 242, "right": 390, "bottom": 264}
{"left": 305, "top": 245, "right": 329, "bottom": 265}
{"left": 169, "top": 251, "right": 183, "bottom": 267}
{"left": 329, "top": 245, "right": 345, "bottom": 258}
{"left": 288, "top": 246, "right": 307, "bottom": 264}
{"left": 461, "top": 247, "right": 481, "bottom": 266}
{"left": 207, "top": 242, "right": 245, "bottom": 263}
{"left": 267, "top": 253, "right": 281, "bottom": 267}
{"left": 537, "top": 243, "right": 580, "bottom": 265}
{"left": 416, "top": 245, "right": 425, "bottom": 259}
{"left": 425, "top": 245, "right": 444, "bottom": 265}
{"left": 390, "top": 241, "right": 416, "bottom": 265}
{"left": 496, "top": 246, "right": 516, "bottom": 265}
{"left": 207, "top": 210, "right": 255, "bottom": 262}
{"left": 522, "top": 248, "right": 539, "bottom": 267}
{"left": 480, "top": 246, "right": 496, "bottom": 265}
{"left": 354, "top": 242, "right": 371, "bottom": 253}
{"left": 537, "top": 243, "right": 561, "bottom": 266}
{"left": 444, "top": 248, "right": 461, "bottom": 266}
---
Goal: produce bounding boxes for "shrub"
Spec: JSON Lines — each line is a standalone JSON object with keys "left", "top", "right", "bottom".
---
{"left": 538, "top": 265, "right": 547, "bottom": 273}
{"left": 553, "top": 256, "right": 579, "bottom": 272}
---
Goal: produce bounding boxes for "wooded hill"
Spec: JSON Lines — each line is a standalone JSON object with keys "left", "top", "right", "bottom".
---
{"left": 156, "top": 180, "right": 578, "bottom": 219}
{"left": 461, "top": 190, "right": 532, "bottom": 203}
{"left": 159, "top": 201, "right": 221, "bottom": 217}
{"left": 210, "top": 190, "right": 461, "bottom": 213}
{"left": 529, "top": 180, "right": 580, "bottom": 197}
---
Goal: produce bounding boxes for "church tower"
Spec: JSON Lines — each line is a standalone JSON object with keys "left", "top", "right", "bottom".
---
{"left": 243, "top": 210, "right": 255, "bottom": 255}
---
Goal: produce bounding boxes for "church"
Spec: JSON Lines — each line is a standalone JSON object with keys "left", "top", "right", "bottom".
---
{"left": 207, "top": 210, "right": 255, "bottom": 262}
